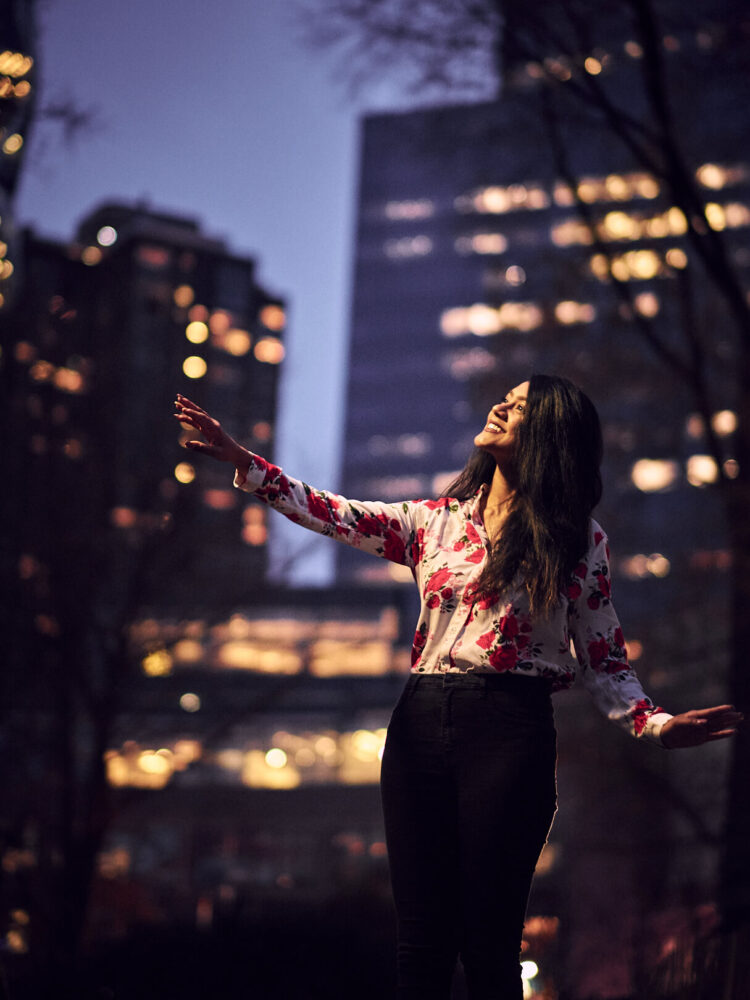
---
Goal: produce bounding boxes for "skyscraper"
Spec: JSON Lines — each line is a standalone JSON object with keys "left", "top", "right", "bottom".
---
{"left": 336, "top": 15, "right": 748, "bottom": 994}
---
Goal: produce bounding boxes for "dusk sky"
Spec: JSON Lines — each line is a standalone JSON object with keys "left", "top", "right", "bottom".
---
{"left": 16, "top": 0, "right": 477, "bottom": 581}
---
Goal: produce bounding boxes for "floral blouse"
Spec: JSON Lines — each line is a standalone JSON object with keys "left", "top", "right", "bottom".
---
{"left": 235, "top": 455, "right": 672, "bottom": 745}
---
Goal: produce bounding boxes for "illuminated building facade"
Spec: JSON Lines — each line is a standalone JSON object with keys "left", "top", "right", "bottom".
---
{"left": 0, "top": 1, "right": 36, "bottom": 309}
{"left": 4, "top": 202, "right": 418, "bottom": 963}
{"left": 336, "top": 19, "right": 749, "bottom": 997}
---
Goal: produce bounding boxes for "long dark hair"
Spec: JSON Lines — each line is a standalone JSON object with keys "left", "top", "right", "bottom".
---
{"left": 443, "top": 374, "right": 603, "bottom": 615}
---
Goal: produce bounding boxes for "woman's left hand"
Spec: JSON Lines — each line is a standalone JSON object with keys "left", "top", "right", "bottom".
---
{"left": 660, "top": 704, "right": 744, "bottom": 748}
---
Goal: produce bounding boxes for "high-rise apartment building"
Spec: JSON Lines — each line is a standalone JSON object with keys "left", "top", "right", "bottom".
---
{"left": 336, "top": 14, "right": 749, "bottom": 996}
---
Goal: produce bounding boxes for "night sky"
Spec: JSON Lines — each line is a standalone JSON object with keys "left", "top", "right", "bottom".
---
{"left": 16, "top": 0, "right": 445, "bottom": 582}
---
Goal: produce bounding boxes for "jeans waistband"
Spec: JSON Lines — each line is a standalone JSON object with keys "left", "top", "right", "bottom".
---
{"left": 405, "top": 671, "right": 551, "bottom": 700}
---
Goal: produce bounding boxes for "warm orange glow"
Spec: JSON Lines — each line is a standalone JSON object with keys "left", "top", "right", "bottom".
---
{"left": 14, "top": 341, "right": 36, "bottom": 363}
{"left": 584, "top": 57, "right": 602, "bottom": 75}
{"left": 182, "top": 355, "right": 207, "bottom": 378}
{"left": 14, "top": 79, "right": 31, "bottom": 98}
{"left": 173, "top": 284, "right": 195, "bottom": 308}
{"left": 554, "top": 301, "right": 596, "bottom": 325}
{"left": 29, "top": 360, "right": 55, "bottom": 382}
{"left": 631, "top": 459, "right": 679, "bottom": 492}
{"left": 224, "top": 328, "right": 252, "bottom": 356}
{"left": 188, "top": 304, "right": 209, "bottom": 322}
{"left": 81, "top": 246, "right": 102, "bottom": 266}
{"left": 254, "top": 337, "right": 285, "bottom": 364}
{"left": 53, "top": 367, "right": 85, "bottom": 393}
{"left": 209, "top": 310, "right": 232, "bottom": 335}
{"left": 142, "top": 649, "right": 173, "bottom": 676}
{"left": 185, "top": 321, "right": 209, "bottom": 343}
{"left": 202, "top": 488, "right": 237, "bottom": 510}
{"left": 259, "top": 304, "right": 286, "bottom": 330}
{"left": 2, "top": 133, "right": 23, "bottom": 155}
{"left": 666, "top": 247, "right": 688, "bottom": 268}
{"left": 110, "top": 506, "right": 138, "bottom": 528}
{"left": 174, "top": 462, "right": 196, "bottom": 484}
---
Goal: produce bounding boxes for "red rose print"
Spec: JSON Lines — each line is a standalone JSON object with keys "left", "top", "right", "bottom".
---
{"left": 410, "top": 528, "right": 425, "bottom": 565}
{"left": 465, "top": 522, "right": 481, "bottom": 545}
{"left": 574, "top": 563, "right": 587, "bottom": 579}
{"left": 500, "top": 614, "right": 520, "bottom": 639}
{"left": 356, "top": 514, "right": 383, "bottom": 536}
{"left": 587, "top": 595, "right": 600, "bottom": 610}
{"left": 453, "top": 540, "right": 466, "bottom": 551}
{"left": 613, "top": 627, "right": 625, "bottom": 650}
{"left": 476, "top": 591, "right": 499, "bottom": 609}
{"left": 632, "top": 698, "right": 654, "bottom": 736}
{"left": 307, "top": 492, "right": 333, "bottom": 523}
{"left": 594, "top": 531, "right": 604, "bottom": 545}
{"left": 442, "top": 588, "right": 453, "bottom": 600}
{"left": 426, "top": 567, "right": 453, "bottom": 593}
{"left": 567, "top": 581, "right": 582, "bottom": 600}
{"left": 384, "top": 531, "right": 406, "bottom": 563}
{"left": 426, "top": 593, "right": 440, "bottom": 609}
{"left": 411, "top": 625, "right": 428, "bottom": 665}
{"left": 423, "top": 498, "right": 450, "bottom": 510}
{"left": 587, "top": 637, "right": 610, "bottom": 670}
{"left": 489, "top": 646, "right": 518, "bottom": 671}
{"left": 477, "top": 630, "right": 495, "bottom": 649}
{"left": 595, "top": 572, "right": 611, "bottom": 598}
{"left": 466, "top": 549, "right": 485, "bottom": 564}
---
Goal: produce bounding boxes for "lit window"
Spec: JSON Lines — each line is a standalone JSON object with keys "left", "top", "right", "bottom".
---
{"left": 96, "top": 226, "right": 117, "bottom": 247}
{"left": 136, "top": 245, "right": 170, "bottom": 270}
{"left": 174, "top": 462, "right": 195, "bottom": 484}
{"left": 259, "top": 304, "right": 286, "bottom": 331}
{"left": 696, "top": 163, "right": 726, "bottom": 189}
{"left": 634, "top": 292, "right": 660, "bottom": 317}
{"left": 173, "top": 284, "right": 194, "bottom": 308}
{"left": 2, "top": 133, "right": 23, "bottom": 155}
{"left": 81, "top": 246, "right": 102, "bottom": 266}
{"left": 53, "top": 367, "right": 85, "bottom": 393}
{"left": 705, "top": 203, "right": 726, "bottom": 231}
{"left": 550, "top": 219, "right": 593, "bottom": 247}
{"left": 223, "top": 328, "right": 252, "bottom": 356}
{"left": 711, "top": 410, "right": 737, "bottom": 436}
{"left": 631, "top": 458, "right": 679, "bottom": 492}
{"left": 183, "top": 356, "right": 207, "bottom": 379}
{"left": 384, "top": 235, "right": 433, "bottom": 258}
{"left": 110, "top": 507, "right": 138, "bottom": 528}
{"left": 686, "top": 454, "right": 719, "bottom": 486}
{"left": 209, "top": 310, "right": 232, "bottom": 335}
{"left": 202, "top": 489, "right": 236, "bottom": 510}
{"left": 454, "top": 233, "right": 508, "bottom": 255}
{"left": 666, "top": 247, "right": 688, "bottom": 268}
{"left": 142, "top": 649, "right": 173, "bottom": 676}
{"left": 554, "top": 301, "right": 596, "bottom": 324}
{"left": 185, "top": 321, "right": 209, "bottom": 344}
{"left": 254, "top": 337, "right": 285, "bottom": 364}
{"left": 384, "top": 199, "right": 434, "bottom": 220}
{"left": 188, "top": 304, "right": 209, "bottom": 322}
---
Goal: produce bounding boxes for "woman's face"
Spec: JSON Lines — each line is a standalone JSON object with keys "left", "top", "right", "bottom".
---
{"left": 473, "top": 380, "right": 530, "bottom": 462}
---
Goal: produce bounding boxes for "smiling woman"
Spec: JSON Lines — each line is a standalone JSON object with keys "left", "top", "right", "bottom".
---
{"left": 173, "top": 378, "right": 741, "bottom": 1000}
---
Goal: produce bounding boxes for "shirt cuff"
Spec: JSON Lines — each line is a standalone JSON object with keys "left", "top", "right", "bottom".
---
{"left": 642, "top": 711, "right": 674, "bottom": 748}
{"left": 233, "top": 466, "right": 259, "bottom": 493}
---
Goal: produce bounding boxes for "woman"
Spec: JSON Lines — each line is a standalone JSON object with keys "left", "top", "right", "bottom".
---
{"left": 173, "top": 376, "right": 741, "bottom": 1000}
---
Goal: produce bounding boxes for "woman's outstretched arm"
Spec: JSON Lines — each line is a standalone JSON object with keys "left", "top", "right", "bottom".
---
{"left": 173, "top": 394, "right": 421, "bottom": 566}
{"left": 659, "top": 705, "right": 743, "bottom": 748}
{"left": 174, "top": 394, "right": 252, "bottom": 474}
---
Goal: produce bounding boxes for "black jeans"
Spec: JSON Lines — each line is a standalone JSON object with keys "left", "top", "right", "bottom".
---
{"left": 380, "top": 672, "right": 557, "bottom": 1000}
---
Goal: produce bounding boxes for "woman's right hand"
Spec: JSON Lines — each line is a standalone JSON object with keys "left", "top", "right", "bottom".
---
{"left": 174, "top": 394, "right": 251, "bottom": 475}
